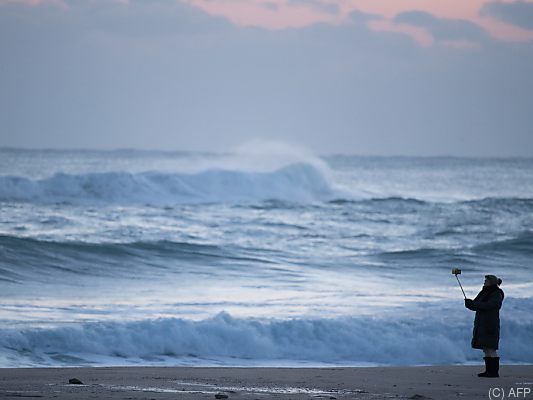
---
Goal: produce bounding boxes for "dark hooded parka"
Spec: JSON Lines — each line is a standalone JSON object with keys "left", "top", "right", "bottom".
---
{"left": 465, "top": 285, "right": 504, "bottom": 349}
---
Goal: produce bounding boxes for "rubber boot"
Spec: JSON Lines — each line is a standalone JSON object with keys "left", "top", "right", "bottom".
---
{"left": 487, "top": 357, "right": 500, "bottom": 378}
{"left": 477, "top": 357, "right": 490, "bottom": 377}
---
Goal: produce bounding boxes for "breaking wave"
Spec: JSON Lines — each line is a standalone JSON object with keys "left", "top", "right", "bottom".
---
{"left": 1, "top": 311, "right": 532, "bottom": 367}
{"left": 0, "top": 163, "right": 340, "bottom": 205}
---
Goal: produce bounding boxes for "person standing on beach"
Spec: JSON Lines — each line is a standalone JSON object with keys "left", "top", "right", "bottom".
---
{"left": 465, "top": 275, "right": 504, "bottom": 378}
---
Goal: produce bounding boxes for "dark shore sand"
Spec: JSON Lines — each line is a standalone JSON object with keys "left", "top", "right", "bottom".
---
{"left": 1, "top": 365, "right": 532, "bottom": 400}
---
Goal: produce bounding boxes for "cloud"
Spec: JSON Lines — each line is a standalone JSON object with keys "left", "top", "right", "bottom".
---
{"left": 287, "top": 0, "right": 339, "bottom": 15}
{"left": 481, "top": 1, "right": 533, "bottom": 30}
{"left": 262, "top": 2, "right": 279, "bottom": 11}
{"left": 0, "top": 0, "right": 532, "bottom": 156}
{"left": 395, "top": 10, "right": 488, "bottom": 42}
{"left": 348, "top": 8, "right": 384, "bottom": 24}
{"left": 83, "top": 0, "right": 233, "bottom": 35}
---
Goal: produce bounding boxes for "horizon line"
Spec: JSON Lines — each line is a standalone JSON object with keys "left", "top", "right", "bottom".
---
{"left": 1, "top": 145, "right": 532, "bottom": 160}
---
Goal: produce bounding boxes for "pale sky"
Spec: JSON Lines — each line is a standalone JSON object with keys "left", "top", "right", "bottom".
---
{"left": 1, "top": 0, "right": 533, "bottom": 156}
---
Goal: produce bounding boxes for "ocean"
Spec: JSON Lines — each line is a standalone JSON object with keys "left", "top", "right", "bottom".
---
{"left": 0, "top": 146, "right": 532, "bottom": 367}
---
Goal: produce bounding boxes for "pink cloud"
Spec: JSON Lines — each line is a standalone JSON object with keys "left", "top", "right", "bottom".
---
{"left": 185, "top": 0, "right": 533, "bottom": 43}
{"left": 5, "top": 0, "right": 533, "bottom": 43}
{"left": 185, "top": 0, "right": 342, "bottom": 29}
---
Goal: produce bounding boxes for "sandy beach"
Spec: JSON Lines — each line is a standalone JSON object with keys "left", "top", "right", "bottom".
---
{"left": 1, "top": 365, "right": 532, "bottom": 400}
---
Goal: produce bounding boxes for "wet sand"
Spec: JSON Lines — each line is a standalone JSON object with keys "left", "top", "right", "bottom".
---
{"left": 1, "top": 365, "right": 532, "bottom": 400}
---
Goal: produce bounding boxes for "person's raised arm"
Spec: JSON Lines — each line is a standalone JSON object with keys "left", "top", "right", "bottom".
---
{"left": 467, "top": 291, "right": 503, "bottom": 311}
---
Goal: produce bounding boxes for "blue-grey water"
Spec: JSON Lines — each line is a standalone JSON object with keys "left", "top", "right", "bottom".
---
{"left": 0, "top": 147, "right": 532, "bottom": 367}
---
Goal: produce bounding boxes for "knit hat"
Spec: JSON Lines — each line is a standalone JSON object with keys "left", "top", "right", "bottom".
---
{"left": 485, "top": 275, "right": 502, "bottom": 285}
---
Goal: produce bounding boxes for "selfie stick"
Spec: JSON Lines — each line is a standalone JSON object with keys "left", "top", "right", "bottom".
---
{"left": 452, "top": 267, "right": 466, "bottom": 299}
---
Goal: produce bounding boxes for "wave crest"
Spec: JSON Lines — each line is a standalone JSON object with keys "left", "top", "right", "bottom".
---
{"left": 0, "top": 163, "right": 339, "bottom": 205}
